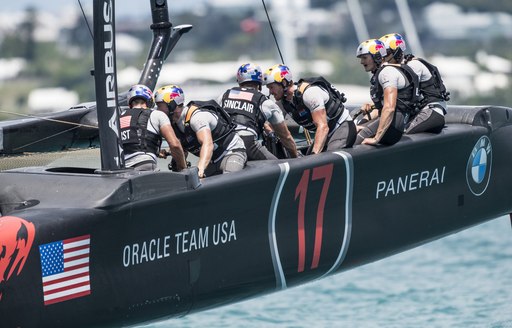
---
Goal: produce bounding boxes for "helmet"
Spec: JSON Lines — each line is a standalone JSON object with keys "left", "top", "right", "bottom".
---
{"left": 127, "top": 84, "right": 154, "bottom": 108}
{"left": 236, "top": 63, "right": 263, "bottom": 85}
{"left": 379, "top": 33, "right": 406, "bottom": 54}
{"left": 155, "top": 85, "right": 185, "bottom": 113}
{"left": 356, "top": 39, "right": 387, "bottom": 63}
{"left": 263, "top": 64, "right": 293, "bottom": 85}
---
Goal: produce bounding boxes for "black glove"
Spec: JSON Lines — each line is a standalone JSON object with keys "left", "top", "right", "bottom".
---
{"left": 168, "top": 159, "right": 191, "bottom": 171}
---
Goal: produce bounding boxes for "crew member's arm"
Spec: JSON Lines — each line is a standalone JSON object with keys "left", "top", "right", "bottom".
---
{"left": 271, "top": 122, "right": 298, "bottom": 158}
{"left": 310, "top": 108, "right": 329, "bottom": 154}
{"left": 355, "top": 103, "right": 373, "bottom": 132}
{"left": 359, "top": 103, "right": 379, "bottom": 119}
{"left": 262, "top": 99, "right": 298, "bottom": 158}
{"left": 302, "top": 86, "right": 330, "bottom": 154}
{"left": 160, "top": 124, "right": 187, "bottom": 171}
{"left": 263, "top": 122, "right": 274, "bottom": 135}
{"left": 362, "top": 87, "right": 397, "bottom": 145}
{"left": 195, "top": 128, "right": 213, "bottom": 178}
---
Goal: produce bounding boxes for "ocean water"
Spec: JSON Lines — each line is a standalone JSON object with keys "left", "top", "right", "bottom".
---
{"left": 138, "top": 215, "right": 512, "bottom": 328}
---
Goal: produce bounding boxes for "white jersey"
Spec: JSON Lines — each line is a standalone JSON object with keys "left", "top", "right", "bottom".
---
{"left": 406, "top": 59, "right": 446, "bottom": 114}
{"left": 176, "top": 106, "right": 245, "bottom": 162}
{"left": 295, "top": 83, "right": 352, "bottom": 130}
{"left": 378, "top": 65, "right": 407, "bottom": 90}
{"left": 406, "top": 59, "right": 432, "bottom": 82}
{"left": 302, "top": 85, "right": 330, "bottom": 112}
{"left": 262, "top": 98, "right": 285, "bottom": 125}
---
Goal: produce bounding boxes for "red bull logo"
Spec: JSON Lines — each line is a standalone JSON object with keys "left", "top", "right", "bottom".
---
{"left": 170, "top": 91, "right": 181, "bottom": 100}
{"left": 0, "top": 216, "right": 35, "bottom": 300}
{"left": 392, "top": 35, "right": 404, "bottom": 50}
{"left": 278, "top": 66, "right": 287, "bottom": 79}
{"left": 375, "top": 42, "right": 385, "bottom": 53}
{"left": 162, "top": 86, "right": 184, "bottom": 105}
{"left": 380, "top": 33, "right": 406, "bottom": 52}
{"left": 370, "top": 40, "right": 385, "bottom": 56}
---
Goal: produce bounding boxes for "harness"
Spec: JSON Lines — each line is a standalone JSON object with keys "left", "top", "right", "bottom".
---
{"left": 370, "top": 63, "right": 421, "bottom": 115}
{"left": 405, "top": 55, "right": 450, "bottom": 110}
{"left": 173, "top": 100, "right": 237, "bottom": 161}
{"left": 281, "top": 76, "right": 346, "bottom": 132}
{"left": 120, "top": 108, "right": 161, "bottom": 155}
{"left": 221, "top": 87, "right": 267, "bottom": 137}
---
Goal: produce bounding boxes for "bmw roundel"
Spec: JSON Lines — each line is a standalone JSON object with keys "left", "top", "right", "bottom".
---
{"left": 466, "top": 135, "right": 492, "bottom": 196}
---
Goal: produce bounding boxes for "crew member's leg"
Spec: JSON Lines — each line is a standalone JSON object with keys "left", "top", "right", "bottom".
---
{"left": 220, "top": 150, "right": 247, "bottom": 174}
{"left": 241, "top": 135, "right": 277, "bottom": 160}
{"left": 354, "top": 119, "right": 380, "bottom": 145}
{"left": 405, "top": 106, "right": 445, "bottom": 134}
{"left": 326, "top": 120, "right": 357, "bottom": 150}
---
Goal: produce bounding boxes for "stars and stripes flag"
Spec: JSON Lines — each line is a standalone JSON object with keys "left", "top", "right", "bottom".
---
{"left": 39, "top": 235, "right": 91, "bottom": 305}
{"left": 120, "top": 115, "right": 131, "bottom": 129}
{"left": 229, "top": 89, "right": 253, "bottom": 101}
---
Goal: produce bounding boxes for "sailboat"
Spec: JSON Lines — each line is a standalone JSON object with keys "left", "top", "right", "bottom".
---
{"left": 1, "top": 0, "right": 512, "bottom": 327}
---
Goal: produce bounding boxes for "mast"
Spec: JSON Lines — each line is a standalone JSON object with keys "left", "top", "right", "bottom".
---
{"left": 273, "top": 0, "right": 299, "bottom": 72}
{"left": 93, "top": 0, "right": 124, "bottom": 171}
{"left": 347, "top": 0, "right": 370, "bottom": 42}
{"left": 138, "top": 0, "right": 192, "bottom": 91}
{"left": 395, "top": 0, "right": 424, "bottom": 58}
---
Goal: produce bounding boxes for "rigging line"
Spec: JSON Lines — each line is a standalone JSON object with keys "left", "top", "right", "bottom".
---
{"left": 78, "top": 0, "right": 94, "bottom": 41}
{"left": 0, "top": 110, "right": 98, "bottom": 129}
{"left": 261, "top": 0, "right": 285, "bottom": 65}
{"left": 12, "top": 126, "right": 83, "bottom": 152}
{"left": 261, "top": 0, "right": 312, "bottom": 146}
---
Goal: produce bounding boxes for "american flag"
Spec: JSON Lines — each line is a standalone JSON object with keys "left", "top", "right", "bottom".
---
{"left": 39, "top": 235, "right": 91, "bottom": 306}
{"left": 120, "top": 115, "right": 131, "bottom": 129}
{"left": 229, "top": 89, "right": 253, "bottom": 101}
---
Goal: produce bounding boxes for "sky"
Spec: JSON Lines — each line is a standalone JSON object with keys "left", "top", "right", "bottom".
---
{"left": 1, "top": 0, "right": 290, "bottom": 19}
{"left": 0, "top": 0, "right": 207, "bottom": 17}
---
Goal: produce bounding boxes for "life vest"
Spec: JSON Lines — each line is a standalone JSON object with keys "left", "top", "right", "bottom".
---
{"left": 221, "top": 87, "right": 267, "bottom": 137}
{"left": 281, "top": 76, "right": 346, "bottom": 132}
{"left": 120, "top": 108, "right": 161, "bottom": 155}
{"left": 405, "top": 55, "right": 450, "bottom": 109}
{"left": 173, "top": 100, "right": 237, "bottom": 160}
{"left": 370, "top": 64, "right": 421, "bottom": 115}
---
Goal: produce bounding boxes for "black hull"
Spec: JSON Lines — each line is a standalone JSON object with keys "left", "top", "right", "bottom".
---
{"left": 0, "top": 105, "right": 99, "bottom": 154}
{"left": 0, "top": 106, "right": 511, "bottom": 327}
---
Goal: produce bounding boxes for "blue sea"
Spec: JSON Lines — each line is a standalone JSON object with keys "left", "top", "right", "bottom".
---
{"left": 137, "top": 215, "right": 512, "bottom": 328}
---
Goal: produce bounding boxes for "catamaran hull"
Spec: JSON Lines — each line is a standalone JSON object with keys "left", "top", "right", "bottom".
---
{"left": 0, "top": 106, "right": 511, "bottom": 327}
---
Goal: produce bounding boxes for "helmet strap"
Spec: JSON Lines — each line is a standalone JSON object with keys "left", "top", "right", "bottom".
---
{"left": 282, "top": 80, "right": 294, "bottom": 99}
{"left": 392, "top": 48, "right": 403, "bottom": 63}
{"left": 167, "top": 101, "right": 178, "bottom": 115}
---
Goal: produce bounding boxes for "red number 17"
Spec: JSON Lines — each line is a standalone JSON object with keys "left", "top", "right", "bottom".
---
{"left": 295, "top": 164, "right": 333, "bottom": 272}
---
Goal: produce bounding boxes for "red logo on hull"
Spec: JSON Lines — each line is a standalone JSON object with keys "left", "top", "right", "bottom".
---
{"left": 0, "top": 216, "right": 36, "bottom": 300}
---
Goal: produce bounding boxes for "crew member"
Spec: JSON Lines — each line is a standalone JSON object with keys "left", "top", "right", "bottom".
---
{"left": 263, "top": 64, "right": 355, "bottom": 154}
{"left": 354, "top": 39, "right": 421, "bottom": 146}
{"left": 219, "top": 62, "right": 298, "bottom": 160}
{"left": 156, "top": 85, "right": 247, "bottom": 178}
{"left": 379, "top": 33, "right": 449, "bottom": 134}
{"left": 120, "top": 84, "right": 187, "bottom": 171}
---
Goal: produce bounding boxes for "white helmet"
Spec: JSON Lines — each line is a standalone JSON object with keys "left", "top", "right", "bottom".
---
{"left": 379, "top": 33, "right": 407, "bottom": 53}
{"left": 236, "top": 63, "right": 263, "bottom": 85}
{"left": 263, "top": 64, "right": 293, "bottom": 85}
{"left": 356, "top": 39, "right": 387, "bottom": 64}
{"left": 127, "top": 84, "right": 154, "bottom": 108}
{"left": 155, "top": 85, "right": 185, "bottom": 113}
{"left": 379, "top": 33, "right": 407, "bottom": 61}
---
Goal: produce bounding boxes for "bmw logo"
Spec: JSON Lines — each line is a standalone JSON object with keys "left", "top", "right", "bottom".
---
{"left": 466, "top": 135, "right": 492, "bottom": 196}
